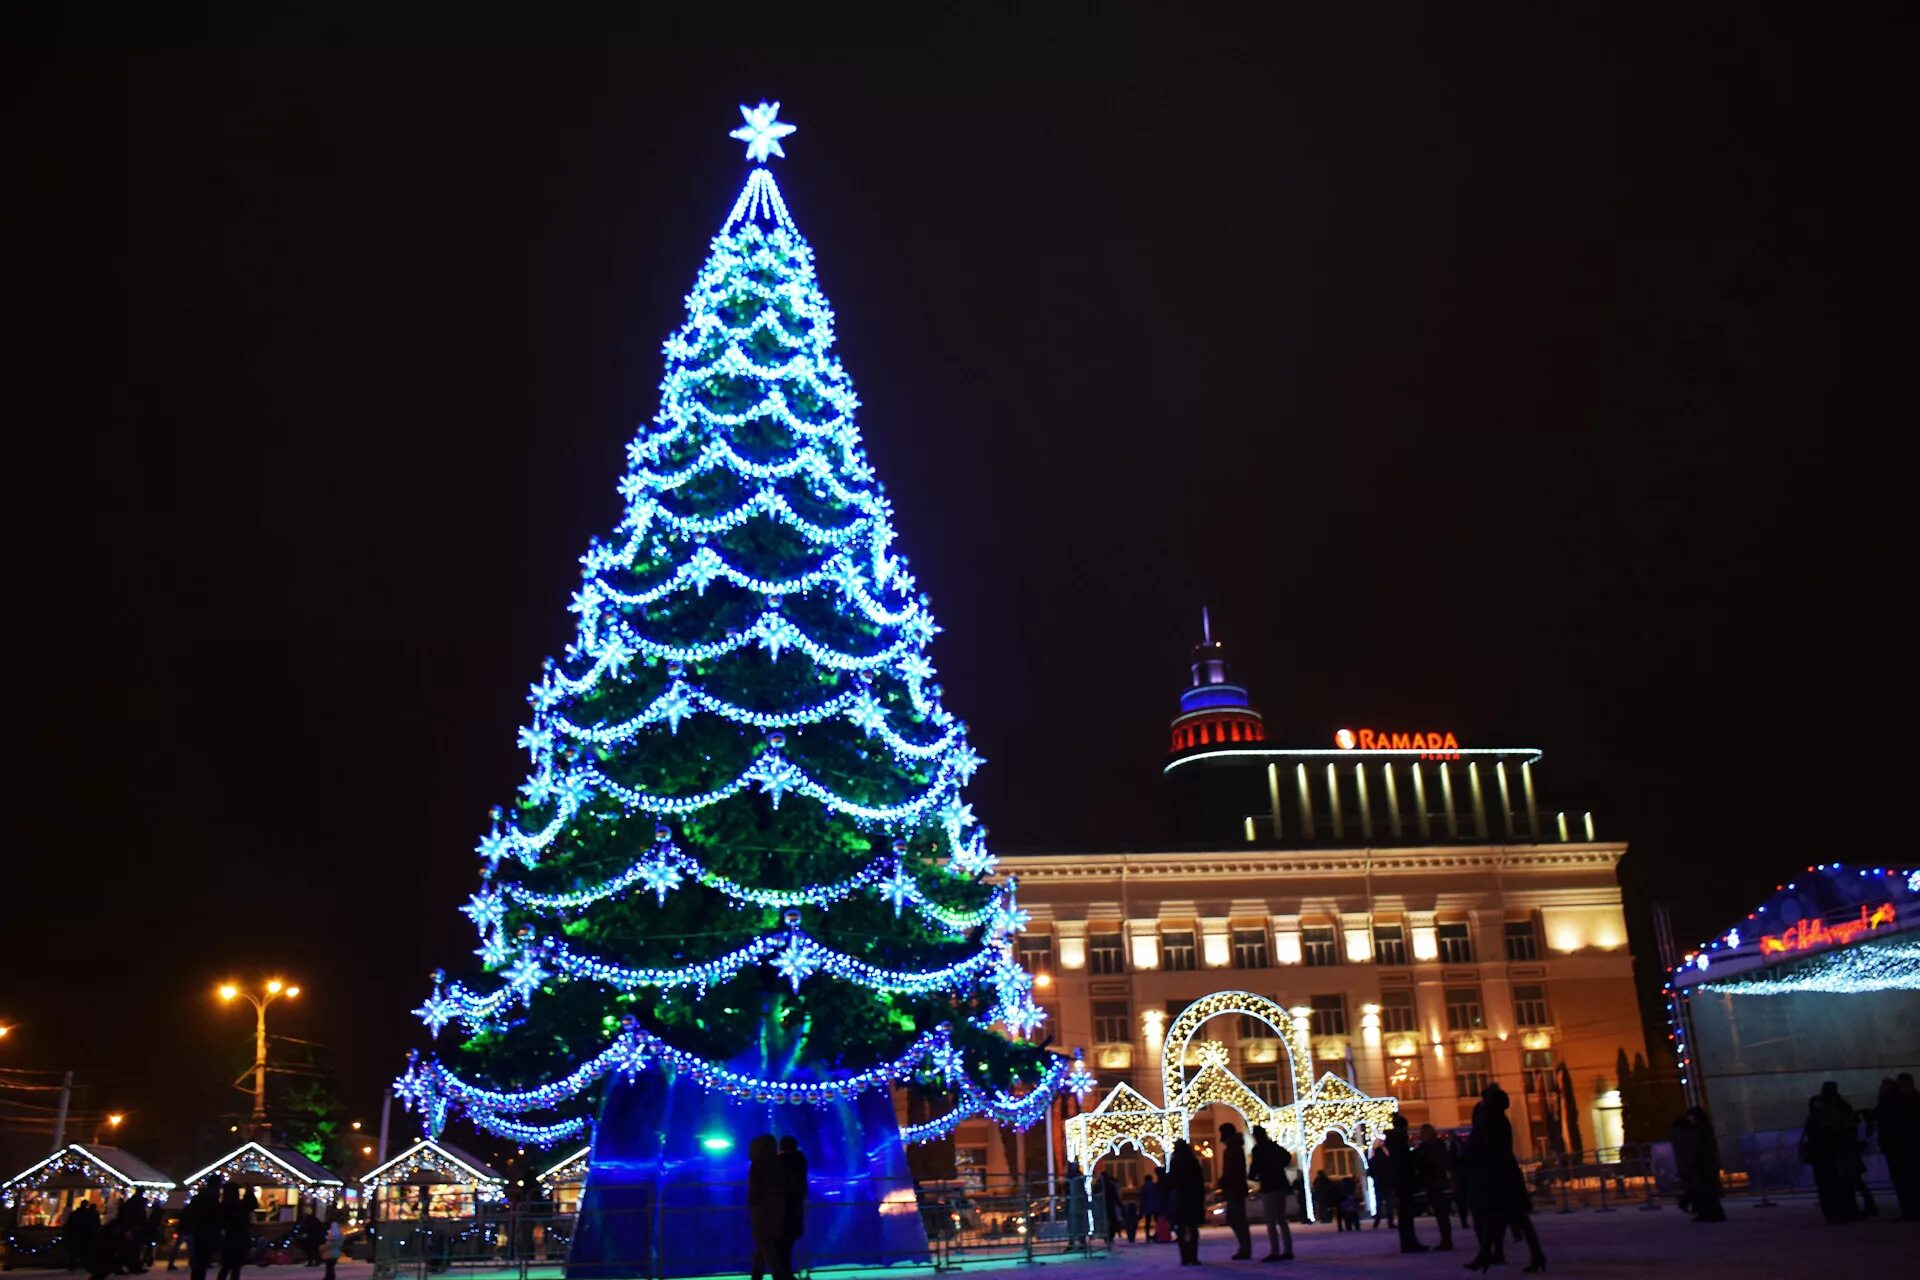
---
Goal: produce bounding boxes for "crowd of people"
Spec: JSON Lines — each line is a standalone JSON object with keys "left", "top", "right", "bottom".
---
{"left": 1115, "top": 1083, "right": 1547, "bottom": 1271}
{"left": 1799, "top": 1074, "right": 1920, "bottom": 1224}
{"left": 62, "top": 1185, "right": 342, "bottom": 1280}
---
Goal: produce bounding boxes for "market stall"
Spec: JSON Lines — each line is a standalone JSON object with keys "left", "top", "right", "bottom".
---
{"left": 180, "top": 1142, "right": 345, "bottom": 1222}
{"left": 1, "top": 1144, "right": 176, "bottom": 1270}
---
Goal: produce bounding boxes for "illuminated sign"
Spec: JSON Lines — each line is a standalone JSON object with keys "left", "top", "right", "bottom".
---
{"left": 1335, "top": 728, "right": 1461, "bottom": 760}
{"left": 1759, "top": 902, "right": 1897, "bottom": 958}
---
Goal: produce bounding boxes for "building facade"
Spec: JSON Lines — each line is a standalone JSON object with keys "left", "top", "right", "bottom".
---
{"left": 945, "top": 623, "right": 1646, "bottom": 1189}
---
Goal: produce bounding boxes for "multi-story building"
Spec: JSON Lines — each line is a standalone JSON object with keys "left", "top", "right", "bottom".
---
{"left": 954, "top": 623, "right": 1647, "bottom": 1188}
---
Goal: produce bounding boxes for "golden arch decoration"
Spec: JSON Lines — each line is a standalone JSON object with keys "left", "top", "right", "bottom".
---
{"left": 1065, "top": 988, "right": 1399, "bottom": 1224}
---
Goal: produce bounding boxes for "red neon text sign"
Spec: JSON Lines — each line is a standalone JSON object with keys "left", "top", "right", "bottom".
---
{"left": 1335, "top": 728, "right": 1461, "bottom": 760}
{"left": 1758, "top": 902, "right": 1897, "bottom": 958}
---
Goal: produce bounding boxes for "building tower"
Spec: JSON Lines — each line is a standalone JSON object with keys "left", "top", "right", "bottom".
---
{"left": 1167, "top": 608, "right": 1266, "bottom": 754}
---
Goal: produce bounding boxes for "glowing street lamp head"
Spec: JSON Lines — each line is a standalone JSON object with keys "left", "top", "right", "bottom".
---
{"left": 284, "top": 986, "right": 300, "bottom": 998}
{"left": 218, "top": 984, "right": 239, "bottom": 1002}
{"left": 107, "top": 1113, "right": 124, "bottom": 1129}
{"left": 266, "top": 979, "right": 283, "bottom": 995}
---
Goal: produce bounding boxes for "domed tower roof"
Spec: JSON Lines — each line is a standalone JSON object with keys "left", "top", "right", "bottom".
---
{"left": 1168, "top": 608, "right": 1266, "bottom": 755}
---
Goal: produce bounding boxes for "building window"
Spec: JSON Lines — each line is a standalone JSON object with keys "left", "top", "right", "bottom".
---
{"left": 1387, "top": 1052, "right": 1425, "bottom": 1101}
{"left": 1454, "top": 1049, "right": 1493, "bottom": 1097}
{"left": 1232, "top": 928, "right": 1270, "bottom": 969}
{"left": 1373, "top": 923, "right": 1408, "bottom": 965}
{"left": 1521, "top": 1048, "right": 1557, "bottom": 1128}
{"left": 1242, "top": 1063, "right": 1284, "bottom": 1105}
{"left": 1017, "top": 934, "right": 1053, "bottom": 971}
{"left": 1088, "top": 932, "right": 1125, "bottom": 974}
{"left": 1310, "top": 994, "right": 1348, "bottom": 1038}
{"left": 1511, "top": 984, "right": 1551, "bottom": 1028}
{"left": 1444, "top": 986, "right": 1485, "bottom": 1032}
{"left": 1161, "top": 930, "right": 1198, "bottom": 972}
{"left": 1379, "top": 988, "right": 1417, "bottom": 1034}
{"left": 1437, "top": 921, "right": 1475, "bottom": 964}
{"left": 1504, "top": 919, "right": 1540, "bottom": 962}
{"left": 1302, "top": 925, "right": 1340, "bottom": 966}
{"left": 1238, "top": 1014, "right": 1279, "bottom": 1042}
{"left": 1092, "top": 1000, "right": 1131, "bottom": 1045}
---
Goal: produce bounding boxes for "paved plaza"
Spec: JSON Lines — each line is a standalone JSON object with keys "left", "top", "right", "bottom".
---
{"left": 10, "top": 1203, "right": 1912, "bottom": 1280}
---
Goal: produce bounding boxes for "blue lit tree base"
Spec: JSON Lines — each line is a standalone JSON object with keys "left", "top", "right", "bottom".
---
{"left": 568, "top": 1065, "right": 926, "bottom": 1278}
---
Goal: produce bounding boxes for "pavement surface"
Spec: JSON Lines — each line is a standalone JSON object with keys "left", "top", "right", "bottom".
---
{"left": 12, "top": 1204, "right": 1914, "bottom": 1280}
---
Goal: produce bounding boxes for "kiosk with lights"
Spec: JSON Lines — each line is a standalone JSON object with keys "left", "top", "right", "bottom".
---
{"left": 180, "top": 1142, "right": 344, "bottom": 1222}
{"left": 1667, "top": 864, "right": 1920, "bottom": 1179}
{"left": 1066, "top": 991, "right": 1397, "bottom": 1222}
{"left": 2, "top": 1145, "right": 176, "bottom": 1269}
{"left": 359, "top": 1140, "right": 506, "bottom": 1223}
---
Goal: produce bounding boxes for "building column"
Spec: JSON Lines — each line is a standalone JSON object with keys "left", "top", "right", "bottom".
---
{"left": 1383, "top": 763, "right": 1402, "bottom": 840}
{"left": 1411, "top": 764, "right": 1431, "bottom": 840}
{"left": 1296, "top": 763, "right": 1317, "bottom": 841}
{"left": 1495, "top": 761, "right": 1515, "bottom": 840}
{"left": 1468, "top": 762, "right": 1490, "bottom": 840}
{"left": 1354, "top": 763, "right": 1373, "bottom": 842}
{"left": 1325, "top": 762, "right": 1345, "bottom": 842}
{"left": 1522, "top": 762, "right": 1541, "bottom": 837}
{"left": 1439, "top": 763, "right": 1459, "bottom": 839}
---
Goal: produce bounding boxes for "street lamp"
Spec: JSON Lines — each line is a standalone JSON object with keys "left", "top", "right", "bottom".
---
{"left": 95, "top": 1112, "right": 124, "bottom": 1144}
{"left": 219, "top": 978, "right": 301, "bottom": 1137}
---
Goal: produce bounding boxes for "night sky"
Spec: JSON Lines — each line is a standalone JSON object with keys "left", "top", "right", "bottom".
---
{"left": 3, "top": 6, "right": 1901, "bottom": 1168}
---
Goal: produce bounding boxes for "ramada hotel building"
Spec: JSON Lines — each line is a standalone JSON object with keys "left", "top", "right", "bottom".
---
{"left": 960, "top": 625, "right": 1648, "bottom": 1187}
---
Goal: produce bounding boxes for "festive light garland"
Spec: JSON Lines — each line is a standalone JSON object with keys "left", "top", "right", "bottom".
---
{"left": 1696, "top": 940, "right": 1920, "bottom": 996}
{"left": 1, "top": 1147, "right": 174, "bottom": 1208}
{"left": 360, "top": 1140, "right": 505, "bottom": 1199}
{"left": 402, "top": 105, "right": 1071, "bottom": 1148}
{"left": 180, "top": 1143, "right": 343, "bottom": 1194}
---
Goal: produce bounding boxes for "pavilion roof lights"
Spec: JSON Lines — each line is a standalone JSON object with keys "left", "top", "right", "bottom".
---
{"left": 181, "top": 1141, "right": 344, "bottom": 1192}
{"left": 360, "top": 1138, "right": 505, "bottom": 1191}
{"left": 1, "top": 1145, "right": 175, "bottom": 1208}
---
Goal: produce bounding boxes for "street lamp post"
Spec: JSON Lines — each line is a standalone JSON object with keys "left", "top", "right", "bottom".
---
{"left": 219, "top": 978, "right": 300, "bottom": 1138}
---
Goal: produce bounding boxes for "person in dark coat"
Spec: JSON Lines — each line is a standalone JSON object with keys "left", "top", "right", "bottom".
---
{"left": 87, "top": 1222, "right": 127, "bottom": 1280}
{"left": 1464, "top": 1084, "right": 1545, "bottom": 1274}
{"left": 1137, "top": 1173, "right": 1163, "bottom": 1242}
{"left": 1366, "top": 1143, "right": 1394, "bottom": 1229}
{"left": 1217, "top": 1122, "right": 1252, "bottom": 1259}
{"left": 1820, "top": 1081, "right": 1878, "bottom": 1218}
{"left": 1099, "top": 1171, "right": 1124, "bottom": 1245}
{"left": 182, "top": 1184, "right": 218, "bottom": 1280}
{"left": 1873, "top": 1074, "right": 1920, "bottom": 1220}
{"left": 65, "top": 1199, "right": 103, "bottom": 1273}
{"left": 1311, "top": 1170, "right": 1337, "bottom": 1228}
{"left": 1668, "top": 1112, "right": 1697, "bottom": 1214}
{"left": 1385, "top": 1114, "right": 1428, "bottom": 1253}
{"left": 1165, "top": 1139, "right": 1206, "bottom": 1266}
{"left": 1415, "top": 1124, "right": 1457, "bottom": 1251}
{"left": 215, "top": 1185, "right": 252, "bottom": 1280}
{"left": 1681, "top": 1107, "right": 1726, "bottom": 1222}
{"left": 776, "top": 1136, "right": 807, "bottom": 1278}
{"left": 117, "top": 1191, "right": 150, "bottom": 1274}
{"left": 1248, "top": 1125, "right": 1293, "bottom": 1261}
{"left": 1801, "top": 1094, "right": 1855, "bottom": 1223}
{"left": 747, "top": 1134, "right": 792, "bottom": 1280}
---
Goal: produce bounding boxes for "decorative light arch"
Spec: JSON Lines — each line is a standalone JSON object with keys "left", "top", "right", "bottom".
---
{"left": 1065, "top": 988, "right": 1398, "bottom": 1223}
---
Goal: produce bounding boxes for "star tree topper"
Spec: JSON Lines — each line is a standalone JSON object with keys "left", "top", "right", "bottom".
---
{"left": 730, "top": 101, "right": 797, "bottom": 163}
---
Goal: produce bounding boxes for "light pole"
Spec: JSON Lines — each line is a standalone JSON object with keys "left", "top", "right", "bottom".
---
{"left": 219, "top": 978, "right": 300, "bottom": 1137}
{"left": 94, "top": 1112, "right": 124, "bottom": 1145}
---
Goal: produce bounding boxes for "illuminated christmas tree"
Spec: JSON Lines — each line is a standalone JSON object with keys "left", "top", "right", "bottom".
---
{"left": 395, "top": 105, "right": 1086, "bottom": 1268}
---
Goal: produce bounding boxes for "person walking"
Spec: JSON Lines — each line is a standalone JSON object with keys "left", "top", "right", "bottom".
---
{"left": 1385, "top": 1115, "right": 1428, "bottom": 1253}
{"left": 215, "top": 1184, "right": 251, "bottom": 1280}
{"left": 1138, "top": 1173, "right": 1163, "bottom": 1242}
{"left": 1166, "top": 1139, "right": 1206, "bottom": 1266}
{"left": 1099, "top": 1170, "right": 1124, "bottom": 1246}
{"left": 1873, "top": 1074, "right": 1920, "bottom": 1220}
{"left": 1464, "top": 1084, "right": 1545, "bottom": 1274}
{"left": 1820, "top": 1082, "right": 1878, "bottom": 1218}
{"left": 183, "top": 1184, "right": 218, "bottom": 1280}
{"left": 317, "top": 1219, "right": 342, "bottom": 1280}
{"left": 746, "top": 1135, "right": 792, "bottom": 1280}
{"left": 777, "top": 1136, "right": 808, "bottom": 1279}
{"left": 1366, "top": 1142, "right": 1394, "bottom": 1230}
{"left": 65, "top": 1198, "right": 103, "bottom": 1273}
{"left": 1680, "top": 1107, "right": 1726, "bottom": 1222}
{"left": 1248, "top": 1124, "right": 1293, "bottom": 1261}
{"left": 1415, "top": 1124, "right": 1457, "bottom": 1251}
{"left": 118, "top": 1190, "right": 151, "bottom": 1274}
{"left": 1218, "top": 1122, "right": 1253, "bottom": 1259}
{"left": 1310, "top": 1171, "right": 1336, "bottom": 1229}
{"left": 1065, "top": 1163, "right": 1089, "bottom": 1249}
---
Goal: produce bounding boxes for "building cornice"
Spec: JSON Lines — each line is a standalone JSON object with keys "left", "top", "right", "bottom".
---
{"left": 1004, "top": 843, "right": 1627, "bottom": 882}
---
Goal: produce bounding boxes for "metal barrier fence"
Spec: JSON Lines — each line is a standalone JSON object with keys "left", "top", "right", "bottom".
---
{"left": 363, "top": 1179, "right": 1108, "bottom": 1280}
{"left": 1512, "top": 1140, "right": 1898, "bottom": 1214}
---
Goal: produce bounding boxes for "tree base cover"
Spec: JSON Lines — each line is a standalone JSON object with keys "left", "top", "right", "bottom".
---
{"left": 568, "top": 1065, "right": 926, "bottom": 1277}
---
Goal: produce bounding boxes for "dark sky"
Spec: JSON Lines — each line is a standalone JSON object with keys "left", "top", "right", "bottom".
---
{"left": 3, "top": 6, "right": 1901, "bottom": 1167}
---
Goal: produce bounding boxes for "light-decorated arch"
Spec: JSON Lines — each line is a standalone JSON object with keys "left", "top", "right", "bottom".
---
{"left": 1064, "top": 988, "right": 1400, "bottom": 1224}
